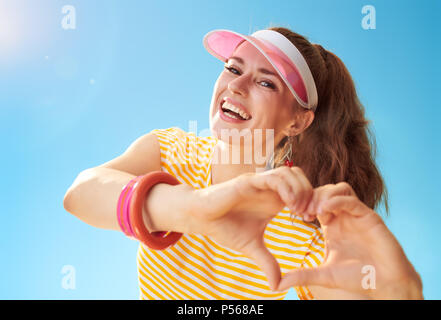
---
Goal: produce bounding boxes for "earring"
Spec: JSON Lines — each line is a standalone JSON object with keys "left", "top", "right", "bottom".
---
{"left": 284, "top": 136, "right": 294, "bottom": 167}
{"left": 265, "top": 150, "right": 275, "bottom": 171}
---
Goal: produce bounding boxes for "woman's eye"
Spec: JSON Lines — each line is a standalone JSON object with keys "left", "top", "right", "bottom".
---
{"left": 224, "top": 66, "right": 276, "bottom": 90}
{"left": 260, "top": 80, "right": 275, "bottom": 89}
{"left": 225, "top": 66, "right": 240, "bottom": 75}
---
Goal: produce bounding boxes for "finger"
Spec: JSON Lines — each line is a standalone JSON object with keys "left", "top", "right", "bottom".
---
{"left": 274, "top": 166, "right": 312, "bottom": 216}
{"left": 272, "top": 167, "right": 303, "bottom": 212}
{"left": 306, "top": 187, "right": 333, "bottom": 225}
{"left": 316, "top": 209, "right": 334, "bottom": 225}
{"left": 308, "top": 184, "right": 333, "bottom": 216}
{"left": 277, "top": 266, "right": 335, "bottom": 291}
{"left": 308, "top": 182, "right": 356, "bottom": 217}
{"left": 320, "top": 195, "right": 371, "bottom": 218}
{"left": 289, "top": 167, "right": 313, "bottom": 215}
{"left": 252, "top": 172, "right": 295, "bottom": 208}
{"left": 304, "top": 186, "right": 321, "bottom": 215}
{"left": 244, "top": 240, "right": 282, "bottom": 292}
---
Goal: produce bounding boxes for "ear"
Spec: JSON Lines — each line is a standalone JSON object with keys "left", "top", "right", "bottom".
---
{"left": 283, "top": 110, "right": 315, "bottom": 136}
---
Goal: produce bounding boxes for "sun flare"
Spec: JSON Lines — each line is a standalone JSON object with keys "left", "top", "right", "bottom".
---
{"left": 0, "top": 5, "right": 20, "bottom": 58}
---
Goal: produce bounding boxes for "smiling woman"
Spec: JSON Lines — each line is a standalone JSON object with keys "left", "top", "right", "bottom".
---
{"left": 63, "top": 25, "right": 423, "bottom": 300}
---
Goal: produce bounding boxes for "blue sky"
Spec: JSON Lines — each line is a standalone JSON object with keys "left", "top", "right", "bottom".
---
{"left": 0, "top": 0, "right": 440, "bottom": 299}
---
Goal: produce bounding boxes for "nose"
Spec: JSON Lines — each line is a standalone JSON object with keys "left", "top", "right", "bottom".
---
{"left": 227, "top": 73, "right": 250, "bottom": 97}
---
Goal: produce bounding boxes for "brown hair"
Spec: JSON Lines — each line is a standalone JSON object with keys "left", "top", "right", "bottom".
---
{"left": 269, "top": 26, "right": 389, "bottom": 216}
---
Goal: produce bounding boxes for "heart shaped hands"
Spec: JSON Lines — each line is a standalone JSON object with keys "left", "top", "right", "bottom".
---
{"left": 185, "top": 167, "right": 423, "bottom": 299}
{"left": 187, "top": 166, "right": 317, "bottom": 291}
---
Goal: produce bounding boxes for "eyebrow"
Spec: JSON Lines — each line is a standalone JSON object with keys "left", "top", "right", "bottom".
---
{"left": 227, "top": 56, "right": 282, "bottom": 80}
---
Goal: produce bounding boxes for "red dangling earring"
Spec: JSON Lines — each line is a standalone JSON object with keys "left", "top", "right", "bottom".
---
{"left": 284, "top": 136, "right": 294, "bottom": 168}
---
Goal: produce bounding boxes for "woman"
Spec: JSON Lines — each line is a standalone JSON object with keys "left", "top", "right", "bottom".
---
{"left": 63, "top": 26, "right": 423, "bottom": 299}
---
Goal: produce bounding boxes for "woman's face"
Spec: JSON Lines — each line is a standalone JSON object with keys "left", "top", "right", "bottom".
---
{"left": 209, "top": 40, "right": 298, "bottom": 148}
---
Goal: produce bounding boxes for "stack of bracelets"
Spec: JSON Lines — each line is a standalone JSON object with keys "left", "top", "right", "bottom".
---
{"left": 116, "top": 171, "right": 183, "bottom": 250}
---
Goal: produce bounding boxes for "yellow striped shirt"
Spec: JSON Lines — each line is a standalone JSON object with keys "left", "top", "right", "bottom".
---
{"left": 137, "top": 127, "right": 325, "bottom": 300}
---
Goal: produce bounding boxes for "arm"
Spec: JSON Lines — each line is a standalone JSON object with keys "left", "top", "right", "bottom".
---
{"left": 62, "top": 132, "right": 196, "bottom": 233}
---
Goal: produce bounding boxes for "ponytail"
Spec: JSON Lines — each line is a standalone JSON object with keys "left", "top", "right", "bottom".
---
{"left": 270, "top": 27, "right": 389, "bottom": 215}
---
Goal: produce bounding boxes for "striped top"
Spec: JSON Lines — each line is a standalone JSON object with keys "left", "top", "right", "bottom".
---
{"left": 137, "top": 127, "right": 325, "bottom": 300}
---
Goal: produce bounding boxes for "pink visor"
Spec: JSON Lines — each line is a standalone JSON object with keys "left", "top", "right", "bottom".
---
{"left": 203, "top": 29, "right": 318, "bottom": 111}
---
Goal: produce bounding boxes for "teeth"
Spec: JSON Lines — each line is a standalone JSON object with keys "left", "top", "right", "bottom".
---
{"left": 224, "top": 112, "right": 240, "bottom": 120}
{"left": 222, "top": 102, "right": 251, "bottom": 120}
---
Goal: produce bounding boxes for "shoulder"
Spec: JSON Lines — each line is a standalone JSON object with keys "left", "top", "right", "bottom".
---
{"left": 150, "top": 127, "right": 190, "bottom": 153}
{"left": 151, "top": 127, "right": 217, "bottom": 151}
{"left": 150, "top": 126, "right": 187, "bottom": 142}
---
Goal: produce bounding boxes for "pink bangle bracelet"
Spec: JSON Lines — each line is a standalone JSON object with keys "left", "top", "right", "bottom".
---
{"left": 129, "top": 171, "right": 182, "bottom": 250}
{"left": 117, "top": 180, "right": 132, "bottom": 235}
{"left": 124, "top": 177, "right": 142, "bottom": 237}
{"left": 117, "top": 172, "right": 180, "bottom": 248}
{"left": 126, "top": 177, "right": 167, "bottom": 238}
{"left": 117, "top": 177, "right": 139, "bottom": 237}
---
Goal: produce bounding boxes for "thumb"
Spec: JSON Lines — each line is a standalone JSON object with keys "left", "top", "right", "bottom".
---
{"left": 243, "top": 240, "right": 281, "bottom": 292}
{"left": 277, "top": 265, "right": 334, "bottom": 292}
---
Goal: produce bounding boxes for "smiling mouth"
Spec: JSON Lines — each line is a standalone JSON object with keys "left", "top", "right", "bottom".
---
{"left": 220, "top": 100, "right": 252, "bottom": 121}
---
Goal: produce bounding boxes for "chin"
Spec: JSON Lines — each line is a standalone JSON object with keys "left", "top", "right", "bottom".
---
{"left": 209, "top": 119, "right": 222, "bottom": 141}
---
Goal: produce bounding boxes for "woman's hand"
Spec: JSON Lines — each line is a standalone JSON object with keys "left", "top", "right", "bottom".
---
{"left": 186, "top": 166, "right": 314, "bottom": 291}
{"left": 277, "top": 182, "right": 424, "bottom": 299}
